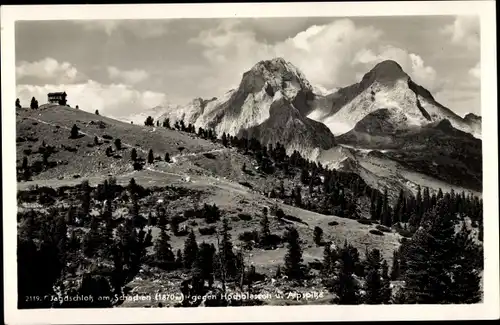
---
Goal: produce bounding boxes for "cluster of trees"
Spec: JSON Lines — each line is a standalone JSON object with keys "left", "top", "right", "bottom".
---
{"left": 317, "top": 198, "right": 483, "bottom": 304}
{"left": 144, "top": 116, "right": 218, "bottom": 142}
{"left": 369, "top": 185, "right": 483, "bottom": 236}
{"left": 129, "top": 146, "right": 172, "bottom": 171}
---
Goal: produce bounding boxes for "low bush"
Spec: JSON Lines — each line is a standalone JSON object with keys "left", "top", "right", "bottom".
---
{"left": 396, "top": 228, "right": 413, "bottom": 238}
{"left": 198, "top": 226, "right": 216, "bottom": 236}
{"left": 328, "top": 220, "right": 339, "bottom": 226}
{"left": 357, "top": 218, "right": 373, "bottom": 225}
{"left": 369, "top": 229, "right": 384, "bottom": 236}
{"left": 102, "top": 134, "right": 113, "bottom": 140}
{"left": 237, "top": 213, "right": 252, "bottom": 221}
{"left": 375, "top": 224, "right": 391, "bottom": 233}
{"left": 238, "top": 230, "right": 259, "bottom": 243}
{"left": 203, "top": 153, "right": 216, "bottom": 159}
{"left": 239, "top": 181, "right": 253, "bottom": 189}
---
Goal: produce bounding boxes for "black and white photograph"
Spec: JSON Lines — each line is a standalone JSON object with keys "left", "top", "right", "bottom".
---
{"left": 2, "top": 1, "right": 499, "bottom": 323}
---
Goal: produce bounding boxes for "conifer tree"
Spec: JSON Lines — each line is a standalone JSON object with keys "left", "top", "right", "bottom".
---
{"left": 402, "top": 201, "right": 458, "bottom": 303}
{"left": 114, "top": 138, "right": 122, "bottom": 150}
{"left": 331, "top": 242, "right": 360, "bottom": 304}
{"left": 16, "top": 98, "right": 21, "bottom": 109}
{"left": 283, "top": 227, "right": 304, "bottom": 280}
{"left": 70, "top": 124, "right": 80, "bottom": 139}
{"left": 380, "top": 187, "right": 391, "bottom": 227}
{"left": 155, "top": 228, "right": 174, "bottom": 267}
{"left": 80, "top": 180, "right": 91, "bottom": 217}
{"left": 164, "top": 152, "right": 171, "bottom": 163}
{"left": 175, "top": 249, "right": 183, "bottom": 267}
{"left": 222, "top": 132, "right": 228, "bottom": 147}
{"left": 313, "top": 226, "right": 323, "bottom": 246}
{"left": 195, "top": 242, "right": 215, "bottom": 286}
{"left": 147, "top": 149, "right": 154, "bottom": 164}
{"left": 364, "top": 248, "right": 383, "bottom": 304}
{"left": 381, "top": 260, "right": 392, "bottom": 304}
{"left": 218, "top": 218, "right": 237, "bottom": 278}
{"left": 390, "top": 250, "right": 401, "bottom": 280}
{"left": 131, "top": 148, "right": 138, "bottom": 161}
{"left": 183, "top": 230, "right": 199, "bottom": 269}
{"left": 449, "top": 224, "right": 482, "bottom": 303}
{"left": 259, "top": 207, "right": 271, "bottom": 247}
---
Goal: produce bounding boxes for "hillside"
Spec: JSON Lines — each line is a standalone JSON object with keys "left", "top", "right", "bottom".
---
{"left": 16, "top": 103, "right": 484, "bottom": 309}
{"left": 336, "top": 117, "right": 483, "bottom": 191}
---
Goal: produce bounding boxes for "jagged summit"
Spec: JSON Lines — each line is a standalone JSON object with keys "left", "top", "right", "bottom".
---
{"left": 465, "top": 112, "right": 481, "bottom": 121}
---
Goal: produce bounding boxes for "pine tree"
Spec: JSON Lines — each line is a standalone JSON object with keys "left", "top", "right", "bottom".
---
{"left": 183, "top": 230, "right": 199, "bottom": 269}
{"left": 164, "top": 152, "right": 171, "bottom": 163}
{"left": 175, "top": 249, "right": 183, "bottom": 267}
{"left": 147, "top": 149, "right": 154, "bottom": 164}
{"left": 222, "top": 132, "right": 228, "bottom": 147}
{"left": 364, "top": 248, "right": 383, "bottom": 304}
{"left": 402, "top": 200, "right": 457, "bottom": 303}
{"left": 94, "top": 136, "right": 99, "bottom": 146}
{"left": 283, "top": 227, "right": 304, "bottom": 280}
{"left": 381, "top": 187, "right": 392, "bottom": 227}
{"left": 131, "top": 148, "right": 138, "bottom": 161}
{"left": 95, "top": 110, "right": 99, "bottom": 115}
{"left": 390, "top": 250, "right": 401, "bottom": 280}
{"left": 22, "top": 156, "right": 28, "bottom": 170}
{"left": 259, "top": 207, "right": 271, "bottom": 247}
{"left": 370, "top": 191, "right": 377, "bottom": 220}
{"left": 155, "top": 228, "right": 174, "bottom": 266}
{"left": 80, "top": 180, "right": 91, "bottom": 217}
{"left": 394, "top": 189, "right": 405, "bottom": 224}
{"left": 294, "top": 186, "right": 302, "bottom": 207}
{"left": 331, "top": 242, "right": 360, "bottom": 304}
{"left": 70, "top": 124, "right": 80, "bottom": 139}
{"left": 321, "top": 244, "right": 337, "bottom": 286}
{"left": 218, "top": 218, "right": 237, "bottom": 278}
{"left": 313, "top": 226, "right": 323, "bottom": 246}
{"left": 381, "top": 260, "right": 392, "bottom": 303}
{"left": 114, "top": 139, "right": 122, "bottom": 150}
{"left": 30, "top": 97, "right": 38, "bottom": 109}
{"left": 195, "top": 242, "right": 215, "bottom": 286}
{"left": 16, "top": 98, "right": 21, "bottom": 109}
{"left": 449, "top": 223, "right": 482, "bottom": 303}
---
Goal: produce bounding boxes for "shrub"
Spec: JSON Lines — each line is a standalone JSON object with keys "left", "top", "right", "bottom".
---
{"left": 237, "top": 213, "right": 252, "bottom": 221}
{"left": 238, "top": 230, "right": 259, "bottom": 243}
{"left": 114, "top": 139, "right": 122, "bottom": 150}
{"left": 133, "top": 162, "right": 144, "bottom": 171}
{"left": 396, "top": 227, "right": 413, "bottom": 238}
{"left": 375, "top": 224, "right": 391, "bottom": 233}
{"left": 369, "top": 229, "right": 384, "bottom": 236}
{"left": 239, "top": 181, "right": 253, "bottom": 189}
{"left": 102, "top": 134, "right": 113, "bottom": 140}
{"left": 198, "top": 226, "right": 216, "bottom": 236}
{"left": 203, "top": 153, "right": 216, "bottom": 159}
{"left": 357, "top": 218, "right": 373, "bottom": 225}
{"left": 328, "top": 220, "right": 339, "bottom": 226}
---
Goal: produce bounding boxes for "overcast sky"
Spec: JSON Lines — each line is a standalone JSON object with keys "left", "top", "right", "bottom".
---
{"left": 15, "top": 15, "right": 480, "bottom": 119}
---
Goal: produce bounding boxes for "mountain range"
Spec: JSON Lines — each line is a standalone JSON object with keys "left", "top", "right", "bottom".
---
{"left": 126, "top": 57, "right": 482, "bottom": 194}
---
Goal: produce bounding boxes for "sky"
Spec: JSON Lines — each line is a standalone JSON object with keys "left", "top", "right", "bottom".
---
{"left": 15, "top": 15, "right": 480, "bottom": 119}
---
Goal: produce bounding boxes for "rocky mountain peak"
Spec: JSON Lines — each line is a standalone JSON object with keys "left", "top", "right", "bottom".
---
{"left": 464, "top": 112, "right": 481, "bottom": 121}
{"left": 360, "top": 59, "right": 409, "bottom": 87}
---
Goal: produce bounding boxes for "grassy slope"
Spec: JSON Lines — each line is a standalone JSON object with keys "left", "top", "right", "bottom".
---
{"left": 16, "top": 105, "right": 405, "bottom": 306}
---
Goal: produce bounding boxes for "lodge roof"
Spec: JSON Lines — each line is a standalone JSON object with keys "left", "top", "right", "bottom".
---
{"left": 48, "top": 92, "right": 67, "bottom": 96}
